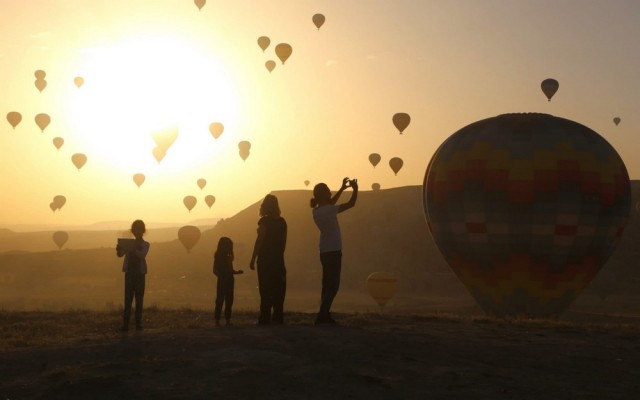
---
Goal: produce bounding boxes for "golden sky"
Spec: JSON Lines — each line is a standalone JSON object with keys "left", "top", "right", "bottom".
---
{"left": 1, "top": 0, "right": 639, "bottom": 229}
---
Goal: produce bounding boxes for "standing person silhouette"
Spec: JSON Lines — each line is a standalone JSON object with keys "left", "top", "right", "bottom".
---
{"left": 310, "top": 177, "right": 358, "bottom": 325}
{"left": 116, "top": 219, "right": 150, "bottom": 332}
{"left": 250, "top": 194, "right": 287, "bottom": 325}
{"left": 213, "top": 237, "right": 243, "bottom": 326}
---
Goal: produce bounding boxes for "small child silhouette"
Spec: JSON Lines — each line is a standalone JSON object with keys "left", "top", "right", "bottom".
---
{"left": 213, "top": 237, "right": 243, "bottom": 326}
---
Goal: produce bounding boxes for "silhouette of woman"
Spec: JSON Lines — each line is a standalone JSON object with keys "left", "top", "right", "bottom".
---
{"left": 213, "top": 237, "right": 243, "bottom": 326}
{"left": 116, "top": 220, "right": 150, "bottom": 331}
{"left": 310, "top": 177, "right": 358, "bottom": 325}
{"left": 250, "top": 194, "right": 287, "bottom": 324}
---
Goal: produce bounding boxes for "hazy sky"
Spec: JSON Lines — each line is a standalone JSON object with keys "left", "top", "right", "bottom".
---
{"left": 1, "top": 0, "right": 639, "bottom": 229}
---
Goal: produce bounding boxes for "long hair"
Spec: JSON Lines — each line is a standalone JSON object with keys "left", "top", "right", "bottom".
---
{"left": 260, "top": 194, "right": 281, "bottom": 217}
{"left": 310, "top": 183, "right": 330, "bottom": 208}
{"left": 214, "top": 236, "right": 234, "bottom": 262}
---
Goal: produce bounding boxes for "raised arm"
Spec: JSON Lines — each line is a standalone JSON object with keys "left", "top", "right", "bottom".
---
{"left": 249, "top": 224, "right": 266, "bottom": 270}
{"left": 337, "top": 179, "right": 358, "bottom": 213}
{"left": 330, "top": 177, "right": 350, "bottom": 205}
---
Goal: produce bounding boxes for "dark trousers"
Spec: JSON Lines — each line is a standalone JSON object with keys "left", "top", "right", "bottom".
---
{"left": 257, "top": 264, "right": 286, "bottom": 324}
{"left": 124, "top": 270, "right": 145, "bottom": 328}
{"left": 318, "top": 251, "right": 342, "bottom": 318}
{"left": 215, "top": 277, "right": 234, "bottom": 321}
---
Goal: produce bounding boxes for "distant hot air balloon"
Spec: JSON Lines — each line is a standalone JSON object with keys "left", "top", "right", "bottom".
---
{"left": 257, "top": 36, "right": 270, "bottom": 52}
{"left": 152, "top": 146, "right": 166, "bottom": 163}
{"left": 49, "top": 202, "right": 56, "bottom": 212}
{"left": 73, "top": 76, "right": 84, "bottom": 88}
{"left": 52, "top": 137, "right": 64, "bottom": 150}
{"left": 197, "top": 178, "right": 206, "bottom": 190}
{"left": 209, "top": 122, "right": 224, "bottom": 140}
{"left": 275, "top": 43, "right": 293, "bottom": 64}
{"left": 265, "top": 60, "right": 276, "bottom": 73}
{"left": 371, "top": 183, "right": 381, "bottom": 191}
{"left": 389, "top": 157, "right": 403, "bottom": 175}
{"left": 6, "top": 112, "right": 21, "bottom": 129}
{"left": 304, "top": 180, "right": 310, "bottom": 187}
{"left": 366, "top": 272, "right": 397, "bottom": 309}
{"left": 34, "top": 70, "right": 46, "bottom": 80}
{"left": 238, "top": 141, "right": 251, "bottom": 161}
{"left": 183, "top": 195, "right": 197, "bottom": 212}
{"left": 133, "top": 173, "right": 145, "bottom": 188}
{"left": 424, "top": 113, "right": 630, "bottom": 318}
{"left": 35, "top": 113, "right": 50, "bottom": 132}
{"left": 178, "top": 225, "right": 201, "bottom": 253}
{"left": 613, "top": 117, "right": 621, "bottom": 126}
{"left": 152, "top": 127, "right": 178, "bottom": 150}
{"left": 368, "top": 153, "right": 381, "bottom": 168}
{"left": 52, "top": 231, "right": 69, "bottom": 250}
{"left": 52, "top": 195, "right": 66, "bottom": 211}
{"left": 540, "top": 78, "right": 559, "bottom": 101}
{"left": 34, "top": 70, "right": 47, "bottom": 92}
{"left": 194, "top": 0, "right": 205, "bottom": 10}
{"left": 392, "top": 113, "right": 411, "bottom": 134}
{"left": 71, "top": 153, "right": 87, "bottom": 170}
{"left": 312, "top": 13, "right": 325, "bottom": 30}
{"left": 205, "top": 195, "right": 216, "bottom": 208}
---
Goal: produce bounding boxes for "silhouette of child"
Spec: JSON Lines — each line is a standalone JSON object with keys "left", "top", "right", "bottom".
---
{"left": 310, "top": 177, "right": 358, "bottom": 325}
{"left": 213, "top": 237, "right": 243, "bottom": 326}
{"left": 116, "top": 219, "right": 150, "bottom": 332}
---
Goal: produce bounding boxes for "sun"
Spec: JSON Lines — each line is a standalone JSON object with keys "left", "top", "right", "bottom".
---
{"left": 65, "top": 33, "right": 242, "bottom": 174}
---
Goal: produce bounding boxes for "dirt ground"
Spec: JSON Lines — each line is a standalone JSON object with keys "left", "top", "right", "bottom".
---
{"left": 1, "top": 309, "right": 639, "bottom": 399}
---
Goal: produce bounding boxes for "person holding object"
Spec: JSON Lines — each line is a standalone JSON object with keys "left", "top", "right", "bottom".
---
{"left": 250, "top": 194, "right": 287, "bottom": 325}
{"left": 116, "top": 219, "right": 150, "bottom": 332}
{"left": 213, "top": 237, "right": 243, "bottom": 326}
{"left": 310, "top": 177, "right": 358, "bottom": 325}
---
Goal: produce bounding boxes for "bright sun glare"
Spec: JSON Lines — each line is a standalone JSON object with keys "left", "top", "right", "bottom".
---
{"left": 66, "top": 34, "right": 242, "bottom": 174}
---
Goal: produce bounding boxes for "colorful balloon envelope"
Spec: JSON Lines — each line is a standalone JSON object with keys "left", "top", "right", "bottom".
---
{"left": 423, "top": 113, "right": 630, "bottom": 318}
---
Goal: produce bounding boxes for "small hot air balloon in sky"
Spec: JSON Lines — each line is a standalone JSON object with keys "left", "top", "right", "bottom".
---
{"left": 6, "top": 112, "right": 21, "bottom": 129}
{"left": 257, "top": 36, "right": 271, "bottom": 52}
{"left": 52, "top": 231, "right": 69, "bottom": 250}
{"left": 540, "top": 78, "right": 559, "bottom": 101}
{"left": 371, "top": 183, "right": 381, "bottom": 191}
{"left": 209, "top": 122, "right": 224, "bottom": 140}
{"left": 238, "top": 141, "right": 251, "bottom": 161}
{"left": 275, "top": 43, "right": 292, "bottom": 64}
{"left": 424, "top": 113, "right": 630, "bottom": 318}
{"left": 205, "top": 195, "right": 216, "bottom": 208}
{"left": 34, "top": 70, "right": 47, "bottom": 92}
{"left": 366, "top": 272, "right": 397, "bottom": 309}
{"left": 133, "top": 173, "right": 145, "bottom": 188}
{"left": 368, "top": 153, "right": 381, "bottom": 167}
{"left": 73, "top": 76, "right": 84, "bottom": 88}
{"left": 197, "top": 178, "right": 206, "bottom": 190}
{"left": 152, "top": 127, "right": 178, "bottom": 150}
{"left": 178, "top": 225, "right": 201, "bottom": 252}
{"left": 152, "top": 146, "right": 166, "bottom": 163}
{"left": 34, "top": 70, "right": 46, "bottom": 80}
{"left": 35, "top": 113, "right": 50, "bottom": 132}
{"left": 52, "top": 137, "right": 64, "bottom": 150}
{"left": 312, "top": 13, "right": 325, "bottom": 30}
{"left": 389, "top": 157, "right": 403, "bottom": 175}
{"left": 392, "top": 113, "right": 411, "bottom": 134}
{"left": 183, "top": 195, "right": 197, "bottom": 212}
{"left": 304, "top": 180, "right": 310, "bottom": 187}
{"left": 52, "top": 195, "right": 66, "bottom": 211}
{"left": 71, "top": 153, "right": 87, "bottom": 170}
{"left": 194, "top": 0, "right": 205, "bottom": 10}
{"left": 265, "top": 60, "right": 276, "bottom": 73}
{"left": 613, "top": 117, "right": 621, "bottom": 126}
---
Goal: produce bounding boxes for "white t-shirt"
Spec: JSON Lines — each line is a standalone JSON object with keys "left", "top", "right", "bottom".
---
{"left": 312, "top": 204, "right": 342, "bottom": 253}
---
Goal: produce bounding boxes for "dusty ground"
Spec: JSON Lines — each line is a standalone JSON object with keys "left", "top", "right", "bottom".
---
{"left": 1, "top": 309, "right": 639, "bottom": 399}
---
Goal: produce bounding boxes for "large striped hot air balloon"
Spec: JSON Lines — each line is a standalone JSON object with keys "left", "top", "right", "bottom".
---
{"left": 423, "top": 113, "right": 630, "bottom": 318}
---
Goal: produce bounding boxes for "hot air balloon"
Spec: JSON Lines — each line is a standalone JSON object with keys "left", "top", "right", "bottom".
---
{"left": 52, "top": 231, "right": 69, "bottom": 250}
{"left": 205, "top": 195, "right": 216, "bottom": 208}
{"left": 209, "top": 122, "right": 224, "bottom": 139}
{"left": 52, "top": 137, "right": 64, "bottom": 150}
{"left": 183, "top": 195, "right": 197, "bottom": 212}
{"left": 392, "top": 113, "right": 410, "bottom": 134}
{"left": 275, "top": 43, "right": 292, "bottom": 64}
{"left": 389, "top": 157, "right": 403, "bottom": 175}
{"left": 197, "top": 178, "right": 206, "bottom": 189}
{"left": 257, "top": 36, "right": 270, "bottom": 52}
{"left": 73, "top": 76, "right": 84, "bottom": 88}
{"left": 238, "top": 141, "right": 251, "bottom": 161}
{"left": 71, "top": 153, "right": 87, "bottom": 170}
{"left": 423, "top": 113, "right": 630, "bottom": 318}
{"left": 52, "top": 195, "right": 66, "bottom": 211}
{"left": 34, "top": 70, "right": 47, "bottom": 92}
{"left": 366, "top": 272, "right": 397, "bottom": 309}
{"left": 152, "top": 127, "right": 178, "bottom": 150}
{"left": 152, "top": 146, "right": 166, "bottom": 163}
{"left": 312, "top": 13, "right": 325, "bottom": 30}
{"left": 6, "top": 112, "right": 22, "bottom": 129}
{"left": 194, "top": 0, "right": 205, "bottom": 10}
{"left": 371, "top": 183, "right": 381, "bottom": 191}
{"left": 49, "top": 202, "right": 56, "bottom": 212}
{"left": 613, "top": 117, "right": 621, "bottom": 126}
{"left": 265, "top": 60, "right": 276, "bottom": 73}
{"left": 133, "top": 173, "right": 145, "bottom": 188}
{"left": 34, "top": 70, "right": 46, "bottom": 80}
{"left": 368, "top": 153, "right": 381, "bottom": 168}
{"left": 304, "top": 180, "right": 310, "bottom": 187}
{"left": 540, "top": 78, "right": 559, "bottom": 101}
{"left": 178, "top": 225, "right": 201, "bottom": 252}
{"left": 35, "top": 113, "right": 50, "bottom": 132}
